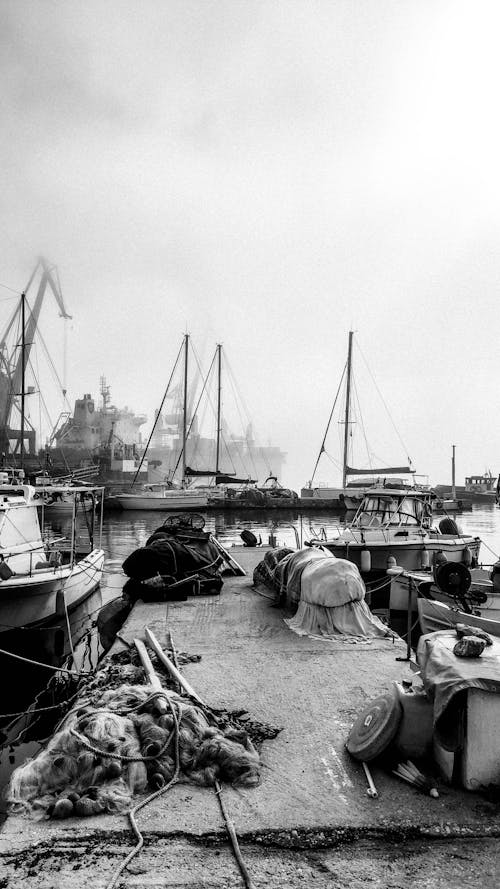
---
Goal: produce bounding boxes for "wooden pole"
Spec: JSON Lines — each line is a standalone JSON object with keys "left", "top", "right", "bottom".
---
{"left": 145, "top": 627, "right": 206, "bottom": 706}
{"left": 134, "top": 637, "right": 168, "bottom": 712}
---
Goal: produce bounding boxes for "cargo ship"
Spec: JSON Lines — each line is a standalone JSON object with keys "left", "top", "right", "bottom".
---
{"left": 48, "top": 378, "right": 149, "bottom": 490}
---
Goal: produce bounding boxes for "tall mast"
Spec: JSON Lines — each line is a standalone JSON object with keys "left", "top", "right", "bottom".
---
{"left": 20, "top": 292, "right": 26, "bottom": 470}
{"left": 342, "top": 330, "right": 354, "bottom": 489}
{"left": 215, "top": 343, "right": 222, "bottom": 474}
{"left": 451, "top": 444, "right": 456, "bottom": 499}
{"left": 181, "top": 333, "right": 189, "bottom": 483}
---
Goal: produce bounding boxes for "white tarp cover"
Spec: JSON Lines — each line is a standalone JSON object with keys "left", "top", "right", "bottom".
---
{"left": 281, "top": 548, "right": 392, "bottom": 642}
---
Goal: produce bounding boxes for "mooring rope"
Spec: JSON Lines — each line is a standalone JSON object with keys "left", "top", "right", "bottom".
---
{"left": 105, "top": 692, "right": 181, "bottom": 889}
{"left": 214, "top": 779, "right": 256, "bottom": 889}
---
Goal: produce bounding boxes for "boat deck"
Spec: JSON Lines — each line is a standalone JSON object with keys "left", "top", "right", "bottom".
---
{"left": 1, "top": 547, "right": 500, "bottom": 887}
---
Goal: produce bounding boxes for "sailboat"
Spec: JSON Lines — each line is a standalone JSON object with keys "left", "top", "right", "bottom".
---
{"left": 109, "top": 335, "right": 209, "bottom": 511}
{"left": 302, "top": 331, "right": 419, "bottom": 510}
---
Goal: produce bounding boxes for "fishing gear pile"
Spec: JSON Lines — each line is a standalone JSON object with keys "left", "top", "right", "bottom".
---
{"left": 254, "top": 546, "right": 393, "bottom": 641}
{"left": 7, "top": 682, "right": 261, "bottom": 820}
{"left": 122, "top": 514, "right": 224, "bottom": 600}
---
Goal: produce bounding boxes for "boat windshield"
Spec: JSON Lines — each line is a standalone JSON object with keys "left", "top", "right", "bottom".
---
{"left": 353, "top": 494, "right": 430, "bottom": 529}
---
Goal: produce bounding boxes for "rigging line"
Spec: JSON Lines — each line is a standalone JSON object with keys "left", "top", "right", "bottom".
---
{"left": 351, "top": 375, "right": 372, "bottom": 471}
{"left": 321, "top": 449, "right": 343, "bottom": 471}
{"left": 28, "top": 317, "right": 73, "bottom": 410}
{"left": 355, "top": 339, "right": 413, "bottom": 467}
{"left": 172, "top": 346, "right": 217, "bottom": 479}
{"left": 310, "top": 362, "right": 347, "bottom": 485}
{"left": 131, "top": 339, "right": 184, "bottom": 488}
{"left": 0, "top": 281, "right": 22, "bottom": 295}
{"left": 223, "top": 364, "right": 262, "bottom": 479}
{"left": 223, "top": 356, "right": 263, "bottom": 463}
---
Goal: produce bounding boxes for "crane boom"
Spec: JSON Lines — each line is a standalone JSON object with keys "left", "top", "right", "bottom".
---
{"left": 0, "top": 258, "right": 71, "bottom": 457}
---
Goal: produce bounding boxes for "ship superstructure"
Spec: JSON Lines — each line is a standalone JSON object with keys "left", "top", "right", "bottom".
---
{"left": 51, "top": 378, "right": 148, "bottom": 485}
{"left": 148, "top": 410, "right": 286, "bottom": 485}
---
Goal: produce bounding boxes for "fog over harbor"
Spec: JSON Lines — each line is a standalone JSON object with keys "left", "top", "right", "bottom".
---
{"left": 1, "top": 0, "right": 499, "bottom": 491}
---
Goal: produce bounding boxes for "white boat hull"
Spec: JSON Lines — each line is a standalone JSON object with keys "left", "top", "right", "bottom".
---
{"left": 323, "top": 537, "right": 481, "bottom": 575}
{"left": 0, "top": 549, "right": 105, "bottom": 632}
{"left": 417, "top": 597, "right": 500, "bottom": 637}
{"left": 111, "top": 491, "right": 208, "bottom": 511}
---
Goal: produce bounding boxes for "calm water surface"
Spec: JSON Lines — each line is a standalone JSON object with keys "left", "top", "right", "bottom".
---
{"left": 1, "top": 503, "right": 499, "bottom": 812}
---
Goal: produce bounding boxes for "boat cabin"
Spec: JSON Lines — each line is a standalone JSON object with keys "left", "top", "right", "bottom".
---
{"left": 464, "top": 474, "right": 497, "bottom": 494}
{"left": 351, "top": 488, "right": 434, "bottom": 531}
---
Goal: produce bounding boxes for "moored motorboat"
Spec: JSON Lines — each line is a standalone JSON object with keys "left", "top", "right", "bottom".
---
{"left": 0, "top": 480, "right": 105, "bottom": 633}
{"left": 310, "top": 484, "right": 481, "bottom": 613}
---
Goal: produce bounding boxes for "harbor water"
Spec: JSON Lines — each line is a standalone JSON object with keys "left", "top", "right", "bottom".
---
{"left": 1, "top": 502, "right": 499, "bottom": 814}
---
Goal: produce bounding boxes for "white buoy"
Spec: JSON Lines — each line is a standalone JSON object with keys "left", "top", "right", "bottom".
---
{"left": 360, "top": 549, "right": 371, "bottom": 573}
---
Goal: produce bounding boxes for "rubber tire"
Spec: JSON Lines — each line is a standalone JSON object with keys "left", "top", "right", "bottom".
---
{"left": 346, "top": 691, "right": 402, "bottom": 761}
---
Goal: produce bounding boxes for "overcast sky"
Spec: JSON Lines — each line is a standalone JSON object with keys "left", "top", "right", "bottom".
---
{"left": 1, "top": 0, "right": 499, "bottom": 489}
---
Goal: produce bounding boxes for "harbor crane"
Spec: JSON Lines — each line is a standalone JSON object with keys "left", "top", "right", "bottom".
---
{"left": 0, "top": 258, "right": 71, "bottom": 458}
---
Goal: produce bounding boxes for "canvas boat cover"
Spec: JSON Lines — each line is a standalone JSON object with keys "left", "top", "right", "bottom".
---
{"left": 417, "top": 629, "right": 500, "bottom": 750}
{"left": 254, "top": 546, "right": 391, "bottom": 642}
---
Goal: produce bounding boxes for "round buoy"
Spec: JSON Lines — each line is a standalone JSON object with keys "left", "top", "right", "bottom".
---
{"left": 346, "top": 691, "right": 402, "bottom": 761}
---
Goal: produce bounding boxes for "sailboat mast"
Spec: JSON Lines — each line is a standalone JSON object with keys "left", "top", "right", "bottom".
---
{"left": 451, "top": 444, "right": 456, "bottom": 499}
{"left": 20, "top": 292, "right": 26, "bottom": 470}
{"left": 342, "top": 331, "right": 353, "bottom": 488}
{"left": 215, "top": 343, "right": 222, "bottom": 474}
{"left": 182, "top": 333, "right": 189, "bottom": 483}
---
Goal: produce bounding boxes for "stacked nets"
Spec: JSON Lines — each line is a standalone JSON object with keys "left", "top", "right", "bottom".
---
{"left": 7, "top": 683, "right": 260, "bottom": 820}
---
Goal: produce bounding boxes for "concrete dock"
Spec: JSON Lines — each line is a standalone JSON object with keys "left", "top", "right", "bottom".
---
{"left": 1, "top": 547, "right": 499, "bottom": 887}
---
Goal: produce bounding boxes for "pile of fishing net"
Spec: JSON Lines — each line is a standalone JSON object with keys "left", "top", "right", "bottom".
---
{"left": 254, "top": 546, "right": 393, "bottom": 641}
{"left": 7, "top": 683, "right": 261, "bottom": 820}
{"left": 121, "top": 523, "right": 225, "bottom": 605}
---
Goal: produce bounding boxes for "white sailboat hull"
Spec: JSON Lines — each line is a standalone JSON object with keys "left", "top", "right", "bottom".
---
{"left": 112, "top": 490, "right": 208, "bottom": 511}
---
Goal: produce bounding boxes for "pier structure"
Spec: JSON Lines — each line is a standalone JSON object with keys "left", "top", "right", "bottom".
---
{"left": 1, "top": 548, "right": 499, "bottom": 887}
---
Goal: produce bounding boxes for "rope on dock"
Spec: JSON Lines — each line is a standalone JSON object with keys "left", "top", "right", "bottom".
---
{"left": 105, "top": 679, "right": 181, "bottom": 889}
{"left": 214, "top": 779, "right": 256, "bottom": 889}
{"left": 104, "top": 633, "right": 256, "bottom": 889}
{"left": 153, "top": 629, "right": 256, "bottom": 889}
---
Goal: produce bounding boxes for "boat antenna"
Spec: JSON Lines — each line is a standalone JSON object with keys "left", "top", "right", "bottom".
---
{"left": 310, "top": 361, "right": 347, "bottom": 486}
{"left": 130, "top": 337, "right": 184, "bottom": 488}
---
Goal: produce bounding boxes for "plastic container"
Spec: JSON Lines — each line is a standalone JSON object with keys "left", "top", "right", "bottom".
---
{"left": 392, "top": 682, "right": 433, "bottom": 759}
